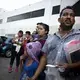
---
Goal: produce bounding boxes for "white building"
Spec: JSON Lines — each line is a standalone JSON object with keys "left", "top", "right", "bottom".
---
{"left": 0, "top": 0, "right": 80, "bottom": 36}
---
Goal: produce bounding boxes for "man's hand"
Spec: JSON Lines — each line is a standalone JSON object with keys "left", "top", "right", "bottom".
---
{"left": 57, "top": 61, "right": 80, "bottom": 69}
{"left": 57, "top": 63, "right": 69, "bottom": 69}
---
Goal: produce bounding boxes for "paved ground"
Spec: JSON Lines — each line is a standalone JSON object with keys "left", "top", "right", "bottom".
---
{"left": 0, "top": 56, "right": 20, "bottom": 80}
{"left": 0, "top": 56, "right": 64, "bottom": 80}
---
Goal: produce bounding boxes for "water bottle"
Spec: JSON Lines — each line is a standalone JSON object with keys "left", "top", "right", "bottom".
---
{"left": 58, "top": 67, "right": 65, "bottom": 72}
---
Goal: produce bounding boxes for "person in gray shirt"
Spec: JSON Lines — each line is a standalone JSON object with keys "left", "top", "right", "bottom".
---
{"left": 42, "top": 6, "right": 80, "bottom": 80}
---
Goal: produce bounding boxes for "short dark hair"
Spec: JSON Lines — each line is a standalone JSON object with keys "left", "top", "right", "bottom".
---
{"left": 37, "top": 22, "right": 49, "bottom": 34}
{"left": 25, "top": 31, "right": 31, "bottom": 35}
{"left": 18, "top": 30, "right": 23, "bottom": 34}
{"left": 60, "top": 6, "right": 75, "bottom": 17}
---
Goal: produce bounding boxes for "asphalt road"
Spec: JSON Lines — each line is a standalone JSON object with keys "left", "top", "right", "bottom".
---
{"left": 0, "top": 56, "right": 20, "bottom": 80}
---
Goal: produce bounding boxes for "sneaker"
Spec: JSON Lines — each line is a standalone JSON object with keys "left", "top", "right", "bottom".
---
{"left": 15, "top": 67, "right": 18, "bottom": 72}
{"left": 8, "top": 66, "right": 12, "bottom": 73}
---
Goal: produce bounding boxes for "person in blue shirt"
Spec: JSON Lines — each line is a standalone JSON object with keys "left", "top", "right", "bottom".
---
{"left": 20, "top": 41, "right": 42, "bottom": 80}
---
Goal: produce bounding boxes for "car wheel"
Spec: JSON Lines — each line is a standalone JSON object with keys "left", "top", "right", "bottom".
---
{"left": 6, "top": 50, "right": 12, "bottom": 58}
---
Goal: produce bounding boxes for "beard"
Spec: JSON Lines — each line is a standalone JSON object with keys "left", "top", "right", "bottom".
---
{"left": 60, "top": 18, "right": 75, "bottom": 31}
{"left": 60, "top": 23, "right": 73, "bottom": 31}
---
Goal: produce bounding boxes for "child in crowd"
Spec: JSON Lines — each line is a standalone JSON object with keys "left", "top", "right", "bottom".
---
{"left": 20, "top": 41, "right": 42, "bottom": 80}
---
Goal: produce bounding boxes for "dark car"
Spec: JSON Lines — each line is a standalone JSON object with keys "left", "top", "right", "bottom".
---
{"left": 0, "top": 36, "right": 12, "bottom": 58}
{"left": 0, "top": 36, "right": 7, "bottom": 43}
{"left": 0, "top": 36, "right": 7, "bottom": 52}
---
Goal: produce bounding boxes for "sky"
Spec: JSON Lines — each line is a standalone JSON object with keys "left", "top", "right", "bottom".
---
{"left": 0, "top": 0, "right": 42, "bottom": 11}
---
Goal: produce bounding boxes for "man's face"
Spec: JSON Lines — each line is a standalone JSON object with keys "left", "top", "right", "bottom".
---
{"left": 59, "top": 9, "right": 75, "bottom": 31}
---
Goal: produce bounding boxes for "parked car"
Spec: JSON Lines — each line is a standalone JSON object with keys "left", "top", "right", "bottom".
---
{"left": 0, "top": 36, "right": 7, "bottom": 53}
{"left": 0, "top": 36, "right": 12, "bottom": 58}
{"left": 0, "top": 36, "right": 7, "bottom": 43}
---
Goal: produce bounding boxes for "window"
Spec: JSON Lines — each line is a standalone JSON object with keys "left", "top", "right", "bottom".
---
{"left": 7, "top": 12, "right": 31, "bottom": 22}
{"left": 0, "top": 19, "right": 3, "bottom": 24}
{"left": 31, "top": 9, "right": 44, "bottom": 18}
{"left": 52, "top": 5, "right": 60, "bottom": 15}
{"left": 72, "top": 0, "right": 80, "bottom": 16}
{"left": 7, "top": 9, "right": 45, "bottom": 22}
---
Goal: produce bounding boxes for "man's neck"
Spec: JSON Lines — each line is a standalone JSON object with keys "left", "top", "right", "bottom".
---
{"left": 59, "top": 28, "right": 72, "bottom": 37}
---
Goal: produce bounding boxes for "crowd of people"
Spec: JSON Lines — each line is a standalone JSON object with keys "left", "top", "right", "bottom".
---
{"left": 7, "top": 6, "right": 80, "bottom": 80}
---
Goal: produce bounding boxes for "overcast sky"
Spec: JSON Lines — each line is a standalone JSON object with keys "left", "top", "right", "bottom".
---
{"left": 0, "top": 0, "right": 42, "bottom": 11}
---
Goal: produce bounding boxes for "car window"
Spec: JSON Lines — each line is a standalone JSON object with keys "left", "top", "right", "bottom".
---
{"left": 5, "top": 38, "right": 12, "bottom": 44}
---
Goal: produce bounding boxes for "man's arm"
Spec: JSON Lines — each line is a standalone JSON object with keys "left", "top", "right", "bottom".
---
{"left": 64, "top": 61, "right": 80, "bottom": 69}
{"left": 57, "top": 61, "right": 80, "bottom": 69}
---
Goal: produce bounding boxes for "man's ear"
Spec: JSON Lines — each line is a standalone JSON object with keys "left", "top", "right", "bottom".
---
{"left": 58, "top": 18, "right": 61, "bottom": 23}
